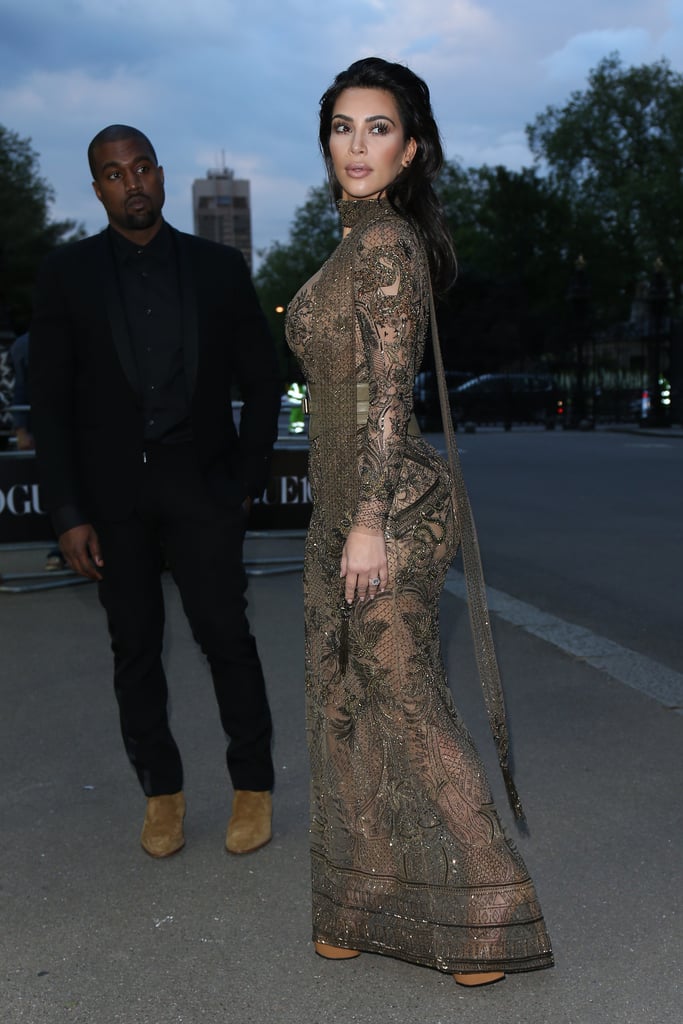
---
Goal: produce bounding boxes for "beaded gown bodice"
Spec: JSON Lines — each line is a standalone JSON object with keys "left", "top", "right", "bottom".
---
{"left": 286, "top": 198, "right": 430, "bottom": 540}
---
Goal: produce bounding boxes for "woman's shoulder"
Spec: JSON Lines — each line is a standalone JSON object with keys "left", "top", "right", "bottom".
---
{"left": 351, "top": 209, "right": 427, "bottom": 286}
{"left": 355, "top": 205, "right": 420, "bottom": 244}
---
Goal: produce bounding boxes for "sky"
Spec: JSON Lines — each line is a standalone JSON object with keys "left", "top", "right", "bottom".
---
{"left": 1, "top": 0, "right": 683, "bottom": 267}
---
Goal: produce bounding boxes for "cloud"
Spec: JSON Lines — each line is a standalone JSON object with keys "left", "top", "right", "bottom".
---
{"left": 660, "top": 0, "right": 683, "bottom": 60}
{"left": 371, "top": 0, "right": 497, "bottom": 51}
{"left": 543, "top": 27, "right": 654, "bottom": 81}
{"left": 449, "top": 129, "right": 533, "bottom": 171}
{"left": 0, "top": 67, "right": 158, "bottom": 123}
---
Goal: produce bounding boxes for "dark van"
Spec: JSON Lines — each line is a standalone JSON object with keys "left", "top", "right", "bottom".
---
{"left": 451, "top": 374, "right": 565, "bottom": 430}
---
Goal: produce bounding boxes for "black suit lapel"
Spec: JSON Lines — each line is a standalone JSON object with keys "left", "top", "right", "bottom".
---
{"left": 172, "top": 229, "right": 199, "bottom": 398}
{"left": 100, "top": 232, "right": 141, "bottom": 395}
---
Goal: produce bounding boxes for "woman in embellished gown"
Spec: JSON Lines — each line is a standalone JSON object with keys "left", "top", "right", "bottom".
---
{"left": 285, "top": 57, "right": 553, "bottom": 986}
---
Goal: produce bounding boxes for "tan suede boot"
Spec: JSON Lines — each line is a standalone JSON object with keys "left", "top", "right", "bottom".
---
{"left": 225, "top": 790, "right": 272, "bottom": 854}
{"left": 140, "top": 791, "right": 186, "bottom": 857}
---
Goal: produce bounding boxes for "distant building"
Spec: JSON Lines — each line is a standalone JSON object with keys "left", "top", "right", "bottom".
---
{"left": 192, "top": 165, "right": 252, "bottom": 270}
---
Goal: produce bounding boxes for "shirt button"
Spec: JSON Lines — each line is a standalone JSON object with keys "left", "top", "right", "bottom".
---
{"left": 146, "top": 308, "right": 152, "bottom": 315}
{"left": 148, "top": 419, "right": 155, "bottom": 426}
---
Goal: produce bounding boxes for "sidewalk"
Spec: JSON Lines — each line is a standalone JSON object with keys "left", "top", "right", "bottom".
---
{"left": 1, "top": 534, "right": 680, "bottom": 1024}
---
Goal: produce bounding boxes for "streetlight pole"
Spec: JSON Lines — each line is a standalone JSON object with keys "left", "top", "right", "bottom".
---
{"left": 644, "top": 259, "right": 669, "bottom": 428}
{"left": 566, "top": 255, "right": 592, "bottom": 428}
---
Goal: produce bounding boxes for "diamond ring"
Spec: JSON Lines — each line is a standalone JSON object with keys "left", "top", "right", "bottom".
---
{"left": 369, "top": 577, "right": 381, "bottom": 587}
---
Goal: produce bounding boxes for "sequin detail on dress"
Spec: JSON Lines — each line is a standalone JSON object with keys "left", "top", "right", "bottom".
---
{"left": 286, "top": 198, "right": 553, "bottom": 973}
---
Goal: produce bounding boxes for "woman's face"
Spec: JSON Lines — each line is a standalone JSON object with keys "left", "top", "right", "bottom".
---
{"left": 329, "top": 87, "right": 416, "bottom": 202}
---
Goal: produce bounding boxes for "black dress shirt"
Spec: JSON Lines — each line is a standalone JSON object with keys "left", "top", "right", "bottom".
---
{"left": 109, "top": 222, "right": 192, "bottom": 443}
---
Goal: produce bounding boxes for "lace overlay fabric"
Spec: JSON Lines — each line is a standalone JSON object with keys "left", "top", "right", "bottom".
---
{"left": 286, "top": 199, "right": 553, "bottom": 973}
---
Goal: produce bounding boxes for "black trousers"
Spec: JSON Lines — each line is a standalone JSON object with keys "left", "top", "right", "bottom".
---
{"left": 95, "top": 443, "right": 274, "bottom": 797}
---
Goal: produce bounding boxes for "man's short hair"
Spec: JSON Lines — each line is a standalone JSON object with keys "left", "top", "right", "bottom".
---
{"left": 88, "top": 125, "right": 158, "bottom": 177}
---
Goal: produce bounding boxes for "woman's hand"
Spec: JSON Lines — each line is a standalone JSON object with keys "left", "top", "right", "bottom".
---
{"left": 340, "top": 526, "right": 388, "bottom": 604}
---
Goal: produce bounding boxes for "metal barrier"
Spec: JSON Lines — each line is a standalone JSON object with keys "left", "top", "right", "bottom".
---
{"left": 0, "top": 439, "right": 310, "bottom": 592}
{"left": 0, "top": 531, "right": 306, "bottom": 593}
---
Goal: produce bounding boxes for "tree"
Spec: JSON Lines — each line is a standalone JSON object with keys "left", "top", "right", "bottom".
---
{"left": 436, "top": 161, "right": 578, "bottom": 372}
{"left": 255, "top": 184, "right": 340, "bottom": 378}
{"left": 527, "top": 54, "right": 683, "bottom": 320}
{"left": 0, "top": 125, "right": 84, "bottom": 332}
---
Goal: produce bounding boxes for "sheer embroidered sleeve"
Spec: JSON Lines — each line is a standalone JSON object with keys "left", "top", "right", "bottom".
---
{"left": 351, "top": 217, "right": 427, "bottom": 532}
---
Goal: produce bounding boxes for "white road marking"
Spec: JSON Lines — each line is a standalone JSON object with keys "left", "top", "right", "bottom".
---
{"left": 445, "top": 569, "right": 683, "bottom": 713}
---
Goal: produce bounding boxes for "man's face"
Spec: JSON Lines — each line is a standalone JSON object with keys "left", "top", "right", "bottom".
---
{"left": 91, "top": 136, "right": 165, "bottom": 242}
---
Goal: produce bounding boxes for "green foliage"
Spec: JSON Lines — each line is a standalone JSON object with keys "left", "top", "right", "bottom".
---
{"left": 527, "top": 53, "right": 683, "bottom": 317}
{"left": 0, "top": 125, "right": 84, "bottom": 332}
{"left": 430, "top": 54, "right": 683, "bottom": 375}
{"left": 436, "top": 162, "right": 579, "bottom": 371}
{"left": 255, "top": 184, "right": 340, "bottom": 379}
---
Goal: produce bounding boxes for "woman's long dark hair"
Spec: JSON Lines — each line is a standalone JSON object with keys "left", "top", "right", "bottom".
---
{"left": 319, "top": 56, "right": 457, "bottom": 293}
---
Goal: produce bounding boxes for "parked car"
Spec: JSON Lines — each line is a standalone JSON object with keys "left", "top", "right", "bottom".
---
{"left": 451, "top": 373, "right": 565, "bottom": 431}
{"left": 413, "top": 370, "right": 473, "bottom": 431}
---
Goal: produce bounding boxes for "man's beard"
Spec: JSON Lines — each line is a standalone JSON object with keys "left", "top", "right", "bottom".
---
{"left": 123, "top": 207, "right": 158, "bottom": 231}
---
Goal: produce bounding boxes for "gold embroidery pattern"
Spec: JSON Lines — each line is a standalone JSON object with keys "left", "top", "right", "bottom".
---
{"left": 286, "top": 199, "right": 553, "bottom": 972}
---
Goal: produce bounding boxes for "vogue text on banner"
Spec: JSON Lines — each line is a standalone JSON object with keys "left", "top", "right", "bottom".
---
{"left": 0, "top": 445, "right": 312, "bottom": 543}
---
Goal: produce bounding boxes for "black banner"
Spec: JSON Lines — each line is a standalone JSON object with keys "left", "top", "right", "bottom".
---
{"left": 249, "top": 445, "right": 312, "bottom": 530}
{"left": 0, "top": 453, "right": 51, "bottom": 543}
{"left": 0, "top": 444, "right": 312, "bottom": 544}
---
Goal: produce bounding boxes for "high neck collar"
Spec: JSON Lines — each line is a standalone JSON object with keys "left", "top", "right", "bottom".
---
{"left": 337, "top": 197, "right": 392, "bottom": 230}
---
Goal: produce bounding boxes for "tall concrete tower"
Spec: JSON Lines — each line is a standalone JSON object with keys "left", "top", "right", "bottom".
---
{"left": 192, "top": 164, "right": 252, "bottom": 270}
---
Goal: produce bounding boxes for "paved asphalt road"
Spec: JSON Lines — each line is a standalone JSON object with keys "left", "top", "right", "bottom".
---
{"left": 1, "top": 428, "right": 681, "bottom": 1024}
{"left": 445, "top": 426, "right": 683, "bottom": 674}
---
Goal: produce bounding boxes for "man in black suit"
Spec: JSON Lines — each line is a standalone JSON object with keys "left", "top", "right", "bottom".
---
{"left": 30, "top": 125, "right": 281, "bottom": 858}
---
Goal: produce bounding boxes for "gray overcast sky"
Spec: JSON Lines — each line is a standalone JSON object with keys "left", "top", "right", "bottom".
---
{"left": 1, "top": 0, "right": 682, "bottom": 264}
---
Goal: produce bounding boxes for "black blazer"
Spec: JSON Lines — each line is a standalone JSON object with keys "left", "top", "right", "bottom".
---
{"left": 29, "top": 224, "right": 281, "bottom": 532}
